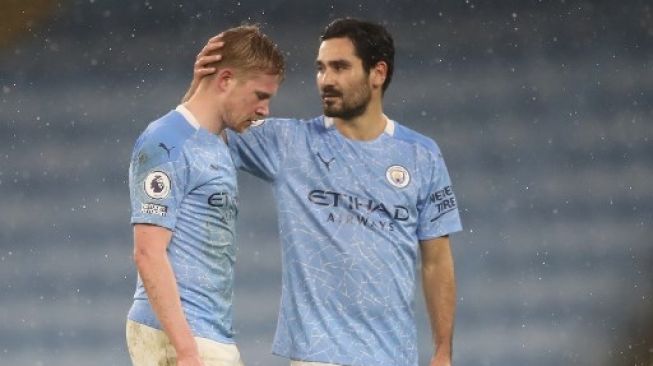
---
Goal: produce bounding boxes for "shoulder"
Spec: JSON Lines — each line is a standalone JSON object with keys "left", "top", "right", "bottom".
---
{"left": 133, "top": 110, "right": 197, "bottom": 167}
{"left": 256, "top": 116, "right": 321, "bottom": 130}
{"left": 236, "top": 116, "right": 324, "bottom": 138}
{"left": 391, "top": 121, "right": 443, "bottom": 161}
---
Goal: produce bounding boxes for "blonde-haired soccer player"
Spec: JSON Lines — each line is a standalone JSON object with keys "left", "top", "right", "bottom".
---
{"left": 127, "top": 25, "right": 284, "bottom": 366}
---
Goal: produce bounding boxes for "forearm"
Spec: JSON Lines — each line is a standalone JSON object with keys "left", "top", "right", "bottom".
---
{"left": 422, "top": 260, "right": 456, "bottom": 355}
{"left": 135, "top": 251, "right": 198, "bottom": 356}
{"left": 420, "top": 237, "right": 456, "bottom": 364}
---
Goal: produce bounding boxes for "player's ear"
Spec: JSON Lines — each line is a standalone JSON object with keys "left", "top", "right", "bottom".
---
{"left": 214, "top": 68, "right": 234, "bottom": 92}
{"left": 370, "top": 61, "right": 387, "bottom": 90}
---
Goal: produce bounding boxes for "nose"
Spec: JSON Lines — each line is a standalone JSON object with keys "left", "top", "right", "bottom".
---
{"left": 318, "top": 69, "right": 334, "bottom": 86}
{"left": 255, "top": 102, "right": 270, "bottom": 117}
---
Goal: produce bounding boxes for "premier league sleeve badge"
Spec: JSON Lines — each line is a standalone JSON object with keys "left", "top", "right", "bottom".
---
{"left": 144, "top": 171, "right": 171, "bottom": 199}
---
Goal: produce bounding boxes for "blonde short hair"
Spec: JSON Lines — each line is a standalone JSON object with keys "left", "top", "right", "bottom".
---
{"left": 209, "top": 25, "right": 284, "bottom": 80}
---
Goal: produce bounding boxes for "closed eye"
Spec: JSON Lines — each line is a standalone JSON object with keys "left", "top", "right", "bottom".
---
{"left": 255, "top": 91, "right": 271, "bottom": 100}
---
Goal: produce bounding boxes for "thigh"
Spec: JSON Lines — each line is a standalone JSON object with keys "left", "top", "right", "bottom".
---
{"left": 196, "top": 337, "right": 245, "bottom": 366}
{"left": 126, "top": 319, "right": 175, "bottom": 366}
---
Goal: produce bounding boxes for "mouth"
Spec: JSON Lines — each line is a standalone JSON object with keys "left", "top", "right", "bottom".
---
{"left": 321, "top": 94, "right": 341, "bottom": 104}
{"left": 243, "top": 118, "right": 264, "bottom": 127}
{"left": 320, "top": 87, "right": 342, "bottom": 100}
{"left": 321, "top": 92, "right": 341, "bottom": 98}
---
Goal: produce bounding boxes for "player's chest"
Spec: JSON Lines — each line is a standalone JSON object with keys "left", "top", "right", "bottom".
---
{"left": 291, "top": 137, "right": 419, "bottom": 204}
{"left": 186, "top": 160, "right": 239, "bottom": 215}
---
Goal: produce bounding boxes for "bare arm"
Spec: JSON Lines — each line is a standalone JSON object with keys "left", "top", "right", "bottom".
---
{"left": 181, "top": 35, "right": 224, "bottom": 103}
{"left": 420, "top": 236, "right": 456, "bottom": 366}
{"left": 133, "top": 224, "right": 203, "bottom": 365}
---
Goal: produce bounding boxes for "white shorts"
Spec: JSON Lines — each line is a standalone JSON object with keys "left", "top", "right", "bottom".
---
{"left": 290, "top": 361, "right": 340, "bottom": 366}
{"left": 126, "top": 319, "right": 245, "bottom": 366}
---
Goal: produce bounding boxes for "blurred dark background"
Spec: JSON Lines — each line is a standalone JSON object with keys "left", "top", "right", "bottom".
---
{"left": 1, "top": 1, "right": 651, "bottom": 365}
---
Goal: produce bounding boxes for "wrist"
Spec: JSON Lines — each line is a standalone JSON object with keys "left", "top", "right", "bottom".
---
{"left": 175, "top": 344, "right": 200, "bottom": 359}
{"left": 172, "top": 334, "right": 199, "bottom": 357}
{"left": 434, "top": 343, "right": 452, "bottom": 357}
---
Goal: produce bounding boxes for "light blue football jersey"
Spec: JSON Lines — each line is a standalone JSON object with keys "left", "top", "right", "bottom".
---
{"left": 128, "top": 106, "right": 239, "bottom": 344}
{"left": 227, "top": 116, "right": 462, "bottom": 366}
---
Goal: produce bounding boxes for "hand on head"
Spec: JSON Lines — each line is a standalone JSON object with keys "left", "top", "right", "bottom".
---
{"left": 182, "top": 34, "right": 224, "bottom": 103}
{"left": 194, "top": 33, "right": 224, "bottom": 78}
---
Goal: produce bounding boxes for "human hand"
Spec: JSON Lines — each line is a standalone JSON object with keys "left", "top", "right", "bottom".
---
{"left": 429, "top": 351, "right": 452, "bottom": 366}
{"left": 181, "top": 34, "right": 224, "bottom": 103}
{"left": 176, "top": 353, "right": 205, "bottom": 366}
{"left": 194, "top": 33, "right": 224, "bottom": 78}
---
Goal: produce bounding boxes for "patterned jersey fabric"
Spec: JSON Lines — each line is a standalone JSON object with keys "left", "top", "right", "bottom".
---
{"left": 227, "top": 116, "right": 462, "bottom": 365}
{"left": 128, "top": 106, "right": 239, "bottom": 344}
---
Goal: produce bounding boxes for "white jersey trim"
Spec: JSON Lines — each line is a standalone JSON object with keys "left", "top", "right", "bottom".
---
{"left": 176, "top": 104, "right": 200, "bottom": 130}
{"left": 324, "top": 115, "right": 395, "bottom": 137}
{"left": 384, "top": 115, "right": 395, "bottom": 136}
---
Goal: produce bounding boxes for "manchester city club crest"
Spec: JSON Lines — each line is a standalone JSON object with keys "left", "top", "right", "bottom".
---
{"left": 144, "top": 171, "right": 171, "bottom": 199}
{"left": 386, "top": 165, "right": 410, "bottom": 188}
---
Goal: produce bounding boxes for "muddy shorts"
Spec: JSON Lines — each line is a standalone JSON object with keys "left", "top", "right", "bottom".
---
{"left": 126, "top": 319, "right": 245, "bottom": 366}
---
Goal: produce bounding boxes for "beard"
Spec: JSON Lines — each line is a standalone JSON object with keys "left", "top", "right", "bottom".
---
{"left": 321, "top": 81, "right": 372, "bottom": 120}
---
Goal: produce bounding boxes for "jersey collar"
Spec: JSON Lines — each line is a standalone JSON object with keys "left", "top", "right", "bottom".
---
{"left": 324, "top": 115, "right": 395, "bottom": 137}
{"left": 176, "top": 104, "right": 200, "bottom": 130}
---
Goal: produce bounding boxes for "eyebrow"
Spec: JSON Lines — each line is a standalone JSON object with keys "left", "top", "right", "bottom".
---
{"left": 316, "top": 59, "right": 352, "bottom": 68}
{"left": 255, "top": 91, "right": 272, "bottom": 100}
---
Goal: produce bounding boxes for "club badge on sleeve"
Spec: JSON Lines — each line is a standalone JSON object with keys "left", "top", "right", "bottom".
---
{"left": 144, "top": 171, "right": 171, "bottom": 199}
{"left": 386, "top": 165, "right": 410, "bottom": 188}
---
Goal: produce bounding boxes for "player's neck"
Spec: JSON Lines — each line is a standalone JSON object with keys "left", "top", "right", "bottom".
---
{"left": 334, "top": 98, "right": 386, "bottom": 141}
{"left": 183, "top": 93, "right": 225, "bottom": 135}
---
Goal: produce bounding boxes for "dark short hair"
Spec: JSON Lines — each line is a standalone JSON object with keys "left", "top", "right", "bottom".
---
{"left": 321, "top": 18, "right": 395, "bottom": 93}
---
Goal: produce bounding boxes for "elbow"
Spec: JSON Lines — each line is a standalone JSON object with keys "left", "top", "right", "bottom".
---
{"left": 421, "top": 261, "right": 439, "bottom": 275}
{"left": 133, "top": 245, "right": 161, "bottom": 269}
{"left": 133, "top": 247, "right": 146, "bottom": 269}
{"left": 132, "top": 224, "right": 171, "bottom": 269}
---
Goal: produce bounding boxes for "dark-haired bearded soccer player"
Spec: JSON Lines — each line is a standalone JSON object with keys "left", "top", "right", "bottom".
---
{"left": 188, "top": 18, "right": 462, "bottom": 366}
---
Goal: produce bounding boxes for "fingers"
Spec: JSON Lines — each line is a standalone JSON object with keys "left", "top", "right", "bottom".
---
{"left": 196, "top": 41, "right": 224, "bottom": 58}
{"left": 193, "top": 58, "right": 220, "bottom": 75}
{"left": 192, "top": 34, "right": 224, "bottom": 77}
{"left": 207, "top": 32, "right": 224, "bottom": 43}
{"left": 193, "top": 67, "right": 216, "bottom": 77}
{"left": 194, "top": 54, "right": 221, "bottom": 72}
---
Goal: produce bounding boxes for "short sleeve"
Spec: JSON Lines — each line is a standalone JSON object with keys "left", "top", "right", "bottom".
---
{"left": 417, "top": 151, "right": 463, "bottom": 240}
{"left": 129, "top": 146, "right": 188, "bottom": 230}
{"left": 226, "top": 118, "right": 292, "bottom": 182}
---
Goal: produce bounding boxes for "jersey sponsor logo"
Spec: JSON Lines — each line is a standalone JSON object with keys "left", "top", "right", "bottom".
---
{"left": 386, "top": 165, "right": 410, "bottom": 188}
{"left": 316, "top": 152, "right": 335, "bottom": 171}
{"left": 208, "top": 192, "right": 238, "bottom": 223}
{"left": 326, "top": 212, "right": 397, "bottom": 231}
{"left": 308, "top": 189, "right": 409, "bottom": 232}
{"left": 308, "top": 189, "right": 409, "bottom": 220}
{"left": 208, "top": 192, "right": 229, "bottom": 207}
{"left": 428, "top": 185, "right": 457, "bottom": 222}
{"left": 144, "top": 171, "right": 171, "bottom": 199}
{"left": 141, "top": 203, "right": 168, "bottom": 216}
